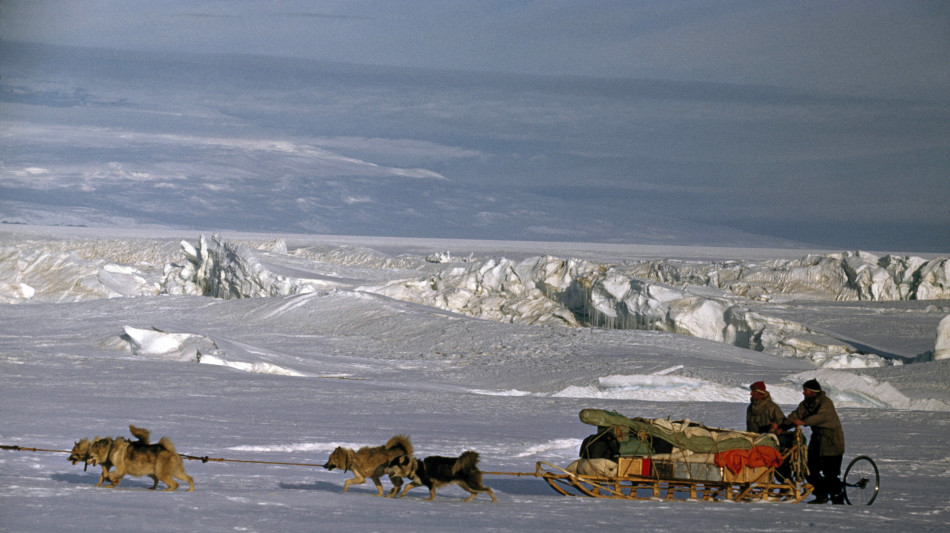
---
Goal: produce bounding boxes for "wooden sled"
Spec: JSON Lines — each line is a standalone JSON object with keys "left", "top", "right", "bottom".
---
{"left": 535, "top": 459, "right": 813, "bottom": 503}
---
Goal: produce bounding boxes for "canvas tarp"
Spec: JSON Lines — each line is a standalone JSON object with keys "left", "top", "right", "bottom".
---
{"left": 579, "top": 409, "right": 779, "bottom": 454}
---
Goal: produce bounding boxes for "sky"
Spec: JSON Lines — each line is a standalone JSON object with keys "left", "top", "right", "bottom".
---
{"left": 1, "top": 1, "right": 949, "bottom": 252}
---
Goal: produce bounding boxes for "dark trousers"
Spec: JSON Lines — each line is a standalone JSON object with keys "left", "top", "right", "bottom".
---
{"left": 806, "top": 447, "right": 843, "bottom": 500}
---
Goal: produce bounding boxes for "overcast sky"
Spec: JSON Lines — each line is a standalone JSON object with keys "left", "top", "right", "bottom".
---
{"left": 2, "top": 1, "right": 949, "bottom": 251}
{"left": 4, "top": 1, "right": 948, "bottom": 96}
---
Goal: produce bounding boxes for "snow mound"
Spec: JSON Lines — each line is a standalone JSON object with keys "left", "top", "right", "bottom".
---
{"left": 198, "top": 355, "right": 305, "bottom": 377}
{"left": 469, "top": 388, "right": 533, "bottom": 396}
{"left": 515, "top": 439, "right": 583, "bottom": 458}
{"left": 935, "top": 315, "right": 950, "bottom": 360}
{"left": 116, "top": 325, "right": 220, "bottom": 362}
{"left": 553, "top": 373, "right": 751, "bottom": 403}
{"left": 499, "top": 368, "right": 949, "bottom": 411}
{"left": 228, "top": 443, "right": 339, "bottom": 453}
{"left": 787, "top": 369, "right": 950, "bottom": 411}
{"left": 113, "top": 325, "right": 303, "bottom": 376}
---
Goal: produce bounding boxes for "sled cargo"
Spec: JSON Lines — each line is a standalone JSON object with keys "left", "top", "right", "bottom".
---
{"left": 535, "top": 409, "right": 857, "bottom": 503}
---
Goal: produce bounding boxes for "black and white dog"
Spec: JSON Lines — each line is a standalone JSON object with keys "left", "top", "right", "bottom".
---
{"left": 385, "top": 451, "right": 496, "bottom": 502}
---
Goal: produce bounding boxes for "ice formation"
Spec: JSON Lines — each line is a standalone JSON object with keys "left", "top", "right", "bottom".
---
{"left": 2, "top": 233, "right": 947, "bottom": 370}
{"left": 935, "top": 315, "right": 950, "bottom": 360}
{"left": 0, "top": 241, "right": 169, "bottom": 302}
{"left": 625, "top": 251, "right": 950, "bottom": 302}
{"left": 116, "top": 325, "right": 219, "bottom": 362}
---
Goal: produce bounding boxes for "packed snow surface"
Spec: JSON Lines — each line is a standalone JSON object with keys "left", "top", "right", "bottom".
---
{"left": 2, "top": 227, "right": 949, "bottom": 532}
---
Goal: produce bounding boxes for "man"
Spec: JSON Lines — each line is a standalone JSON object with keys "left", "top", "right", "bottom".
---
{"left": 746, "top": 381, "right": 785, "bottom": 434}
{"left": 785, "top": 378, "right": 845, "bottom": 504}
{"left": 747, "top": 381, "right": 793, "bottom": 481}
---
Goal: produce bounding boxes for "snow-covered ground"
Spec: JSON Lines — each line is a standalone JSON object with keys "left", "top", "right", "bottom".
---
{"left": 2, "top": 226, "right": 949, "bottom": 532}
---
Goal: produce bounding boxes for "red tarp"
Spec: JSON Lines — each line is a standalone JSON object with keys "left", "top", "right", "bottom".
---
{"left": 715, "top": 446, "right": 783, "bottom": 474}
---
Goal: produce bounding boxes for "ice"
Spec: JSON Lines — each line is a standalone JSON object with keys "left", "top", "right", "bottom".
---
{"left": 935, "top": 315, "right": 950, "bottom": 360}
{"left": 554, "top": 374, "right": 751, "bottom": 403}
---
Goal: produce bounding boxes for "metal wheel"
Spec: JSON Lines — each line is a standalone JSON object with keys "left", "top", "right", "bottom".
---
{"left": 843, "top": 455, "right": 879, "bottom": 505}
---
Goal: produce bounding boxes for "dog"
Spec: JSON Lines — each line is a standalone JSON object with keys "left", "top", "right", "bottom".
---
{"left": 68, "top": 425, "right": 153, "bottom": 487}
{"left": 83, "top": 425, "right": 195, "bottom": 491}
{"left": 323, "top": 435, "right": 412, "bottom": 496}
{"left": 69, "top": 437, "right": 115, "bottom": 486}
{"left": 385, "top": 451, "right": 497, "bottom": 502}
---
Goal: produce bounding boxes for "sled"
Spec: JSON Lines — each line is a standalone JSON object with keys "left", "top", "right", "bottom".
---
{"left": 535, "top": 458, "right": 813, "bottom": 503}
{"left": 535, "top": 409, "right": 817, "bottom": 503}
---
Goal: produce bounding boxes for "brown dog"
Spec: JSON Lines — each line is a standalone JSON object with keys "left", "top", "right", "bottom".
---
{"left": 323, "top": 435, "right": 412, "bottom": 496}
{"left": 84, "top": 426, "right": 195, "bottom": 492}
{"left": 385, "top": 451, "right": 496, "bottom": 502}
{"left": 68, "top": 438, "right": 114, "bottom": 486}
{"left": 68, "top": 425, "right": 153, "bottom": 487}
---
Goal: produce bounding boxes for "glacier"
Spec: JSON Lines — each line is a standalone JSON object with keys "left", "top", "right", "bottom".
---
{"left": 3, "top": 232, "right": 947, "bottom": 372}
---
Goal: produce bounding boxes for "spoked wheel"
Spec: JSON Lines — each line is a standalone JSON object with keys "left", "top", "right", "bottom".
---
{"left": 843, "top": 455, "right": 879, "bottom": 505}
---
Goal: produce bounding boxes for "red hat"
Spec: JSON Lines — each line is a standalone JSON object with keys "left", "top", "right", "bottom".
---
{"left": 750, "top": 381, "right": 767, "bottom": 392}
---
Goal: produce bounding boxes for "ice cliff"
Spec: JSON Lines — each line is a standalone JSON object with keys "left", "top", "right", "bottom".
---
{"left": 625, "top": 251, "right": 950, "bottom": 302}
{"left": 936, "top": 315, "right": 950, "bottom": 361}
{"left": 3, "top": 234, "right": 948, "bottom": 369}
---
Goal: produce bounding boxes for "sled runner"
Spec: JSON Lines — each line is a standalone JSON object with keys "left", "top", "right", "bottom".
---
{"left": 535, "top": 409, "right": 877, "bottom": 504}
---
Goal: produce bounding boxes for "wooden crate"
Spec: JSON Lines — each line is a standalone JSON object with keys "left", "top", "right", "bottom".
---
{"left": 722, "top": 466, "right": 771, "bottom": 483}
{"left": 617, "top": 457, "right": 651, "bottom": 477}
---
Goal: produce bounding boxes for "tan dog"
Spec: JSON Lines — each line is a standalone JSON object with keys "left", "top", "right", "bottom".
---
{"left": 323, "top": 435, "right": 412, "bottom": 496}
{"left": 385, "top": 451, "right": 496, "bottom": 502}
{"left": 68, "top": 438, "right": 114, "bottom": 486}
{"left": 85, "top": 425, "right": 195, "bottom": 492}
{"left": 68, "top": 425, "right": 153, "bottom": 487}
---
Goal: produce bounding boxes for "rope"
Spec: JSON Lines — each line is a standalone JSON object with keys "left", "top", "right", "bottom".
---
{"left": 3, "top": 444, "right": 541, "bottom": 476}
{"left": 1, "top": 445, "right": 71, "bottom": 454}
{"left": 1, "top": 444, "right": 323, "bottom": 468}
{"left": 789, "top": 429, "right": 809, "bottom": 480}
{"left": 178, "top": 454, "right": 324, "bottom": 468}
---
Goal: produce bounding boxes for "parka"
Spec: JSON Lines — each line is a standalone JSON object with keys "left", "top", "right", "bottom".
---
{"left": 746, "top": 391, "right": 786, "bottom": 434}
{"left": 785, "top": 391, "right": 845, "bottom": 456}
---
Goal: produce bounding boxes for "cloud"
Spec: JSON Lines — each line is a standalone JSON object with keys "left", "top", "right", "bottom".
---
{"left": 7, "top": 1, "right": 947, "bottom": 100}
{"left": 1, "top": 122, "right": 451, "bottom": 188}
{"left": 2, "top": 32, "right": 947, "bottom": 252}
{"left": 311, "top": 137, "right": 480, "bottom": 161}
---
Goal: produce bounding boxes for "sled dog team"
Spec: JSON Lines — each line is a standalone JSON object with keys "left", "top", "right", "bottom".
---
{"left": 69, "top": 427, "right": 496, "bottom": 502}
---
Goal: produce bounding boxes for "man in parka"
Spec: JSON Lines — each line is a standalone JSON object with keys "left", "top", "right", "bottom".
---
{"left": 785, "top": 378, "right": 845, "bottom": 504}
{"left": 747, "top": 381, "right": 793, "bottom": 480}
{"left": 746, "top": 381, "right": 785, "bottom": 434}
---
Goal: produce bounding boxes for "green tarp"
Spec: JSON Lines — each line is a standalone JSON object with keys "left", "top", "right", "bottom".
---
{"left": 580, "top": 409, "right": 778, "bottom": 455}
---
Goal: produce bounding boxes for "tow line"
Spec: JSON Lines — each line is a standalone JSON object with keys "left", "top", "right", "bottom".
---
{"left": 2, "top": 444, "right": 534, "bottom": 476}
